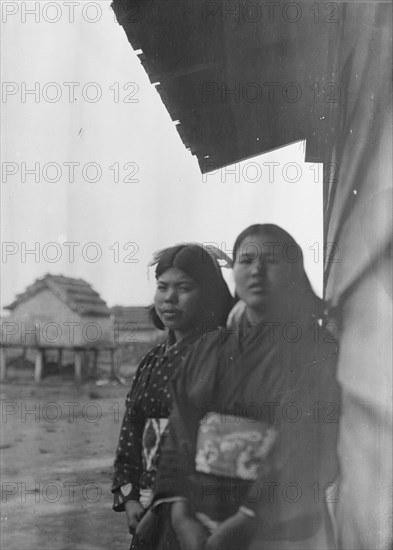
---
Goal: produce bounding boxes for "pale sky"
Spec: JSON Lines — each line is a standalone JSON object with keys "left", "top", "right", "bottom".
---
{"left": 1, "top": 1, "right": 324, "bottom": 311}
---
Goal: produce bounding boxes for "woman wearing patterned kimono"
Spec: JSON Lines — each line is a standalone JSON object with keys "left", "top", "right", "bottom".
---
{"left": 112, "top": 243, "right": 233, "bottom": 550}
{"left": 152, "top": 224, "right": 341, "bottom": 550}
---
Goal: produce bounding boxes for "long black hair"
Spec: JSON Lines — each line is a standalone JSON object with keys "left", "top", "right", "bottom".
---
{"left": 233, "top": 224, "right": 324, "bottom": 319}
{"left": 149, "top": 244, "right": 233, "bottom": 330}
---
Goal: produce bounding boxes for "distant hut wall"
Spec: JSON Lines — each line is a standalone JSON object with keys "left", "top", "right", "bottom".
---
{"left": 3, "top": 289, "right": 111, "bottom": 347}
{"left": 77, "top": 314, "right": 112, "bottom": 346}
{"left": 4, "top": 289, "right": 81, "bottom": 346}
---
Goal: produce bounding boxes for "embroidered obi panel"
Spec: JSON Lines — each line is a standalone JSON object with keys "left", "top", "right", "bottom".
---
{"left": 195, "top": 412, "right": 277, "bottom": 480}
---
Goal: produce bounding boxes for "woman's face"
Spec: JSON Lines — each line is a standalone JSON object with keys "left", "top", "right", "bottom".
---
{"left": 154, "top": 267, "right": 203, "bottom": 336}
{"left": 233, "top": 232, "right": 294, "bottom": 314}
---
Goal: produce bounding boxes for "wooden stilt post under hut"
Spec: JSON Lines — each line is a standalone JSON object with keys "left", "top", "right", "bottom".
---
{"left": 0, "top": 347, "right": 6, "bottom": 382}
{"left": 74, "top": 350, "right": 82, "bottom": 383}
{"left": 34, "top": 349, "right": 43, "bottom": 383}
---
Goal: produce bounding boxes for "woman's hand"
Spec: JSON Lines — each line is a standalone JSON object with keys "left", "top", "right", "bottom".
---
{"left": 205, "top": 510, "right": 256, "bottom": 550}
{"left": 171, "top": 501, "right": 209, "bottom": 550}
{"left": 125, "top": 501, "right": 145, "bottom": 535}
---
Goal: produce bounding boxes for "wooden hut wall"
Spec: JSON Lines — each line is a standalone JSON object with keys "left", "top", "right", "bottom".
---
{"left": 323, "top": 4, "right": 392, "bottom": 548}
{"left": 5, "top": 289, "right": 112, "bottom": 348}
{"left": 5, "top": 289, "right": 83, "bottom": 347}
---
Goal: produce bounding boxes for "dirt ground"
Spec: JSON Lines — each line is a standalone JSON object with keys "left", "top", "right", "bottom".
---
{"left": 1, "top": 376, "right": 136, "bottom": 550}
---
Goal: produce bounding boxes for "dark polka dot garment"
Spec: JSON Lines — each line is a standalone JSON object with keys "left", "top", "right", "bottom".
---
{"left": 112, "top": 328, "right": 204, "bottom": 511}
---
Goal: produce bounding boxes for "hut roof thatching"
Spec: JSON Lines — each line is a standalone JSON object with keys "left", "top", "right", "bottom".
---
{"left": 5, "top": 274, "right": 111, "bottom": 317}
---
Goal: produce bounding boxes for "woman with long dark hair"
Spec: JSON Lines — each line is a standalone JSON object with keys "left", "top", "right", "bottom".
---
{"left": 153, "top": 224, "right": 340, "bottom": 550}
{"left": 112, "top": 243, "right": 233, "bottom": 550}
